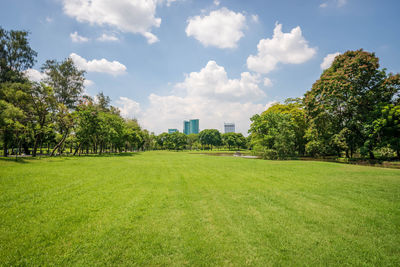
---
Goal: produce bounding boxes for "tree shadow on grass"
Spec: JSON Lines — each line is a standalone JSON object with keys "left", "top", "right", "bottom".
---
{"left": 76, "top": 152, "right": 142, "bottom": 158}
{"left": 0, "top": 152, "right": 142, "bottom": 164}
{"left": 0, "top": 157, "right": 31, "bottom": 164}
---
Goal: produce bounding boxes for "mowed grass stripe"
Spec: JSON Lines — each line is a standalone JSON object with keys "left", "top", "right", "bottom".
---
{"left": 0, "top": 151, "right": 399, "bottom": 266}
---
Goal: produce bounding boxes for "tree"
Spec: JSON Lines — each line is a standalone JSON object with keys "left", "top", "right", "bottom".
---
{"left": 222, "top": 132, "right": 236, "bottom": 150}
{"left": 0, "top": 27, "right": 37, "bottom": 83}
{"left": 50, "top": 104, "right": 74, "bottom": 156}
{"left": 169, "top": 132, "right": 187, "bottom": 150}
{"left": 41, "top": 58, "right": 85, "bottom": 109}
{"left": 27, "top": 83, "right": 56, "bottom": 156}
{"left": 0, "top": 99, "right": 24, "bottom": 157}
{"left": 199, "top": 129, "right": 222, "bottom": 150}
{"left": 263, "top": 98, "right": 307, "bottom": 155}
{"left": 187, "top": 133, "right": 199, "bottom": 150}
{"left": 249, "top": 112, "right": 296, "bottom": 159}
{"left": 371, "top": 104, "right": 400, "bottom": 158}
{"left": 304, "top": 49, "right": 400, "bottom": 158}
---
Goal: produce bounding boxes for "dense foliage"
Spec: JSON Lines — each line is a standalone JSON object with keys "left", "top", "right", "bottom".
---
{"left": 0, "top": 28, "right": 150, "bottom": 158}
{"left": 250, "top": 49, "right": 400, "bottom": 159}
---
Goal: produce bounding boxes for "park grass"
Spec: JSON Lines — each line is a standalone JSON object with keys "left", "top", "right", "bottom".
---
{"left": 0, "top": 151, "right": 399, "bottom": 266}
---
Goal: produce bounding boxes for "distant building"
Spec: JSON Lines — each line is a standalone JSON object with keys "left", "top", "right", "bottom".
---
{"left": 168, "top": 129, "right": 178, "bottom": 134}
{"left": 183, "top": 119, "right": 199, "bottom": 134}
{"left": 189, "top": 119, "right": 199, "bottom": 134}
{"left": 183, "top": 120, "right": 190, "bottom": 135}
{"left": 224, "top": 122, "right": 235, "bottom": 133}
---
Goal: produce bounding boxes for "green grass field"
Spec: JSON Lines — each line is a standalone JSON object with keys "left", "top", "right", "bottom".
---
{"left": 1, "top": 151, "right": 399, "bottom": 266}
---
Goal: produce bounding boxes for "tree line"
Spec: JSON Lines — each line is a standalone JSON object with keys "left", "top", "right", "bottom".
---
{"left": 0, "top": 28, "right": 247, "bottom": 157}
{"left": 0, "top": 28, "right": 151, "bottom": 158}
{"left": 249, "top": 50, "right": 400, "bottom": 159}
{"left": 2, "top": 28, "right": 399, "bottom": 159}
{"left": 154, "top": 130, "right": 247, "bottom": 151}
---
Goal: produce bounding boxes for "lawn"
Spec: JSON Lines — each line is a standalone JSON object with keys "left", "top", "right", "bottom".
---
{"left": 0, "top": 151, "right": 399, "bottom": 266}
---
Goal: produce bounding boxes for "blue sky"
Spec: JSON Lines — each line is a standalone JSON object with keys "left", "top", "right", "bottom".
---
{"left": 1, "top": 0, "right": 400, "bottom": 134}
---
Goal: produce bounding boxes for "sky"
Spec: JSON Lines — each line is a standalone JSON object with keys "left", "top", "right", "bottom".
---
{"left": 1, "top": 0, "right": 400, "bottom": 135}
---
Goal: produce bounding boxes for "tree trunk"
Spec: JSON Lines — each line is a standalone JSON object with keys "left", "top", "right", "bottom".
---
{"left": 32, "top": 134, "right": 39, "bottom": 157}
{"left": 73, "top": 143, "right": 81, "bottom": 156}
{"left": 3, "top": 134, "right": 7, "bottom": 157}
{"left": 50, "top": 132, "right": 68, "bottom": 156}
{"left": 369, "top": 150, "right": 375, "bottom": 159}
{"left": 23, "top": 142, "right": 30, "bottom": 155}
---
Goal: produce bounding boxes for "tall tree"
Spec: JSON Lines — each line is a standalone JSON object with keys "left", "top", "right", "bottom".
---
{"left": 304, "top": 49, "right": 400, "bottom": 158}
{"left": 0, "top": 27, "right": 37, "bottom": 83}
{"left": 41, "top": 58, "right": 85, "bottom": 109}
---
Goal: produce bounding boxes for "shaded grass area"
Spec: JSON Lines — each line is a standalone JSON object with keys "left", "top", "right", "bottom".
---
{"left": 0, "top": 151, "right": 399, "bottom": 266}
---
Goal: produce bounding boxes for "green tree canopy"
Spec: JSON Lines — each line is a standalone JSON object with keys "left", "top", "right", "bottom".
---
{"left": 0, "top": 27, "right": 37, "bottom": 83}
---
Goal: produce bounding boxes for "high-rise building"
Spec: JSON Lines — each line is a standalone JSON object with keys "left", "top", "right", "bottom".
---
{"left": 189, "top": 119, "right": 199, "bottom": 134}
{"left": 183, "top": 120, "right": 190, "bottom": 135}
{"left": 224, "top": 122, "right": 235, "bottom": 133}
{"left": 183, "top": 119, "right": 199, "bottom": 134}
{"left": 168, "top": 129, "right": 178, "bottom": 134}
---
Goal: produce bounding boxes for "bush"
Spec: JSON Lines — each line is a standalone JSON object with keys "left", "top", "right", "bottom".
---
{"left": 376, "top": 146, "right": 395, "bottom": 160}
{"left": 262, "top": 149, "right": 278, "bottom": 160}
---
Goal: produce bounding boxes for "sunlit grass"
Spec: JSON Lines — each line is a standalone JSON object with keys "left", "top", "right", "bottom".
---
{"left": 1, "top": 151, "right": 399, "bottom": 265}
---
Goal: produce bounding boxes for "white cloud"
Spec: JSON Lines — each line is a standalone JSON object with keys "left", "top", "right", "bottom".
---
{"left": 84, "top": 79, "right": 94, "bottom": 87}
{"left": 186, "top": 7, "right": 246, "bottom": 49}
{"left": 176, "top": 60, "right": 265, "bottom": 101}
{"left": 70, "top": 31, "right": 89, "bottom": 43}
{"left": 45, "top": 17, "right": 53, "bottom": 23}
{"left": 62, "top": 0, "right": 161, "bottom": 44}
{"left": 97, "top": 33, "right": 119, "bottom": 42}
{"left": 213, "top": 0, "right": 220, "bottom": 6}
{"left": 69, "top": 53, "right": 127, "bottom": 76}
{"left": 247, "top": 23, "right": 317, "bottom": 74}
{"left": 319, "top": 2, "right": 328, "bottom": 8}
{"left": 139, "top": 94, "right": 265, "bottom": 134}
{"left": 263, "top": 77, "right": 273, "bottom": 87}
{"left": 320, "top": 52, "right": 340, "bottom": 70}
{"left": 117, "top": 61, "right": 270, "bottom": 135}
{"left": 251, "top": 14, "right": 259, "bottom": 23}
{"left": 116, "top": 97, "right": 141, "bottom": 118}
{"left": 24, "top": 69, "right": 47, "bottom": 82}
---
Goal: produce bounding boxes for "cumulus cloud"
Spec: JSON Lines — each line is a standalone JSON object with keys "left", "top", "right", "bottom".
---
{"left": 69, "top": 53, "right": 127, "bottom": 76}
{"left": 97, "top": 33, "right": 119, "bottom": 42}
{"left": 139, "top": 94, "right": 266, "bottom": 134}
{"left": 213, "top": 0, "right": 220, "bottom": 6}
{"left": 247, "top": 23, "right": 317, "bottom": 74}
{"left": 62, "top": 0, "right": 161, "bottom": 44}
{"left": 70, "top": 31, "right": 89, "bottom": 43}
{"left": 24, "top": 69, "right": 47, "bottom": 82}
{"left": 176, "top": 61, "right": 265, "bottom": 101}
{"left": 263, "top": 77, "right": 273, "bottom": 87}
{"left": 116, "top": 97, "right": 141, "bottom": 118}
{"left": 320, "top": 52, "right": 340, "bottom": 70}
{"left": 116, "top": 61, "right": 270, "bottom": 134}
{"left": 186, "top": 7, "right": 246, "bottom": 49}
